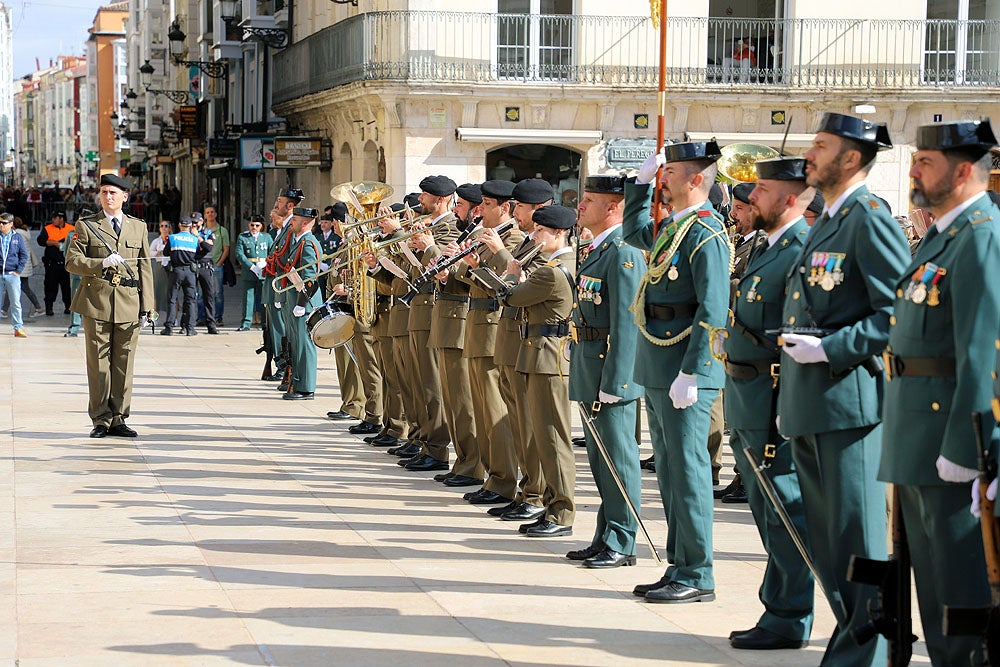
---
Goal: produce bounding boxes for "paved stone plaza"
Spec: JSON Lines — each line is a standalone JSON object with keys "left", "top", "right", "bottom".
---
{"left": 0, "top": 311, "right": 930, "bottom": 666}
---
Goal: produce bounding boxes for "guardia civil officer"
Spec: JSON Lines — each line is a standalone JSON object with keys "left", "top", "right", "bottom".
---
{"left": 724, "top": 157, "right": 815, "bottom": 650}
{"left": 234, "top": 213, "right": 272, "bottom": 332}
{"left": 65, "top": 173, "right": 155, "bottom": 438}
{"left": 567, "top": 175, "right": 645, "bottom": 567}
{"left": 778, "top": 113, "right": 910, "bottom": 666}
{"left": 623, "top": 142, "right": 731, "bottom": 603}
{"left": 276, "top": 207, "right": 323, "bottom": 400}
{"left": 880, "top": 119, "right": 1000, "bottom": 665}
{"left": 499, "top": 204, "right": 577, "bottom": 537}
{"left": 262, "top": 188, "right": 304, "bottom": 383}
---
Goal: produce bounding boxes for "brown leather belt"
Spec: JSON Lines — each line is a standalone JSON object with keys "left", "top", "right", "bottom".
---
{"left": 574, "top": 324, "right": 609, "bottom": 342}
{"left": 469, "top": 297, "right": 499, "bottom": 312}
{"left": 644, "top": 302, "right": 697, "bottom": 320}
{"left": 436, "top": 292, "right": 469, "bottom": 303}
{"left": 883, "top": 351, "right": 956, "bottom": 381}
{"left": 725, "top": 358, "right": 780, "bottom": 384}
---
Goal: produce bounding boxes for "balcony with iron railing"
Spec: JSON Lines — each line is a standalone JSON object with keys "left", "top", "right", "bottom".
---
{"left": 273, "top": 13, "right": 1000, "bottom": 106}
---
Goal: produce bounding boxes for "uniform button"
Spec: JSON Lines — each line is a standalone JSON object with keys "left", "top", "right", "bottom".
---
{"left": 992, "top": 371, "right": 997, "bottom": 380}
{"left": 995, "top": 339, "right": 1000, "bottom": 350}
{"left": 756, "top": 295, "right": 762, "bottom": 301}
{"left": 622, "top": 384, "right": 628, "bottom": 389}
{"left": 573, "top": 303, "right": 578, "bottom": 308}
{"left": 896, "top": 289, "right": 903, "bottom": 298}
{"left": 792, "top": 291, "right": 800, "bottom": 300}
{"left": 889, "top": 316, "right": 896, "bottom": 326}
{"left": 931, "top": 402, "right": 940, "bottom": 411}
{"left": 736, "top": 291, "right": 741, "bottom": 298}
{"left": 799, "top": 266, "right": 806, "bottom": 274}
{"left": 788, "top": 316, "right": 796, "bottom": 324}
{"left": 665, "top": 331, "right": 671, "bottom": 336}
{"left": 599, "top": 354, "right": 605, "bottom": 359}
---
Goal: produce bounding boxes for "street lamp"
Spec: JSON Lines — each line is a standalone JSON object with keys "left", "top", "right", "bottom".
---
{"left": 167, "top": 20, "right": 229, "bottom": 78}
{"left": 138, "top": 60, "right": 190, "bottom": 103}
{"left": 218, "top": 0, "right": 289, "bottom": 49}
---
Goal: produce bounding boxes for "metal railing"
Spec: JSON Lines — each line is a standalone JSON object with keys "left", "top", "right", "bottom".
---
{"left": 274, "top": 13, "right": 1000, "bottom": 103}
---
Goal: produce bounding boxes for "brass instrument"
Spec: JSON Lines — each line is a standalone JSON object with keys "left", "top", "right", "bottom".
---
{"left": 717, "top": 142, "right": 780, "bottom": 184}
{"left": 329, "top": 181, "right": 395, "bottom": 327}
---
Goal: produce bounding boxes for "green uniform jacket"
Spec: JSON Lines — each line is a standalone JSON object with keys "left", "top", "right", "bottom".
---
{"left": 880, "top": 194, "right": 1000, "bottom": 485}
{"left": 621, "top": 181, "right": 730, "bottom": 389}
{"left": 568, "top": 227, "right": 645, "bottom": 403}
{"left": 725, "top": 219, "right": 810, "bottom": 430}
{"left": 314, "top": 229, "right": 340, "bottom": 258}
{"left": 777, "top": 185, "right": 910, "bottom": 437}
{"left": 502, "top": 250, "right": 575, "bottom": 376}
{"left": 65, "top": 212, "right": 155, "bottom": 322}
{"left": 234, "top": 230, "right": 273, "bottom": 279}
{"left": 279, "top": 232, "right": 323, "bottom": 311}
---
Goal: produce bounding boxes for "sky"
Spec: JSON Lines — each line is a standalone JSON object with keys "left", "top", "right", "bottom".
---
{"left": 8, "top": 0, "right": 110, "bottom": 79}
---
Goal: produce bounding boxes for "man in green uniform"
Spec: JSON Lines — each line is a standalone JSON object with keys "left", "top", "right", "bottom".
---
{"left": 65, "top": 173, "right": 155, "bottom": 438}
{"left": 567, "top": 175, "right": 645, "bottom": 566}
{"left": 724, "top": 157, "right": 815, "bottom": 649}
{"left": 263, "top": 189, "right": 303, "bottom": 384}
{"left": 276, "top": 207, "right": 323, "bottom": 400}
{"left": 778, "top": 112, "right": 910, "bottom": 666}
{"left": 234, "top": 213, "right": 272, "bottom": 331}
{"left": 624, "top": 141, "right": 731, "bottom": 603}
{"left": 499, "top": 204, "right": 578, "bottom": 537}
{"left": 880, "top": 119, "right": 1000, "bottom": 665}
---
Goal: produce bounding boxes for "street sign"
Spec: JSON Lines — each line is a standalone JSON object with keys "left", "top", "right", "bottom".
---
{"left": 605, "top": 138, "right": 659, "bottom": 170}
{"left": 273, "top": 137, "right": 322, "bottom": 167}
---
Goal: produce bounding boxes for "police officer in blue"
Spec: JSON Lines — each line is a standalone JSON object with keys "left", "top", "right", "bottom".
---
{"left": 623, "top": 141, "right": 732, "bottom": 603}
{"left": 724, "top": 156, "right": 815, "bottom": 650}
{"left": 161, "top": 216, "right": 210, "bottom": 336}
{"left": 778, "top": 113, "right": 910, "bottom": 666}
{"left": 568, "top": 175, "right": 646, "bottom": 568}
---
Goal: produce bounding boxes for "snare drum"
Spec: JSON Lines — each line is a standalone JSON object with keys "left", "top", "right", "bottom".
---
{"left": 306, "top": 300, "right": 356, "bottom": 349}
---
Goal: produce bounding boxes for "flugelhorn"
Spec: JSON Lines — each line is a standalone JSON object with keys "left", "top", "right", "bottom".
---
{"left": 717, "top": 143, "right": 780, "bottom": 184}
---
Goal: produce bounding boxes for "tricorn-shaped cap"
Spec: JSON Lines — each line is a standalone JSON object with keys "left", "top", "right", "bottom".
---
{"left": 281, "top": 188, "right": 305, "bottom": 202}
{"left": 755, "top": 156, "right": 808, "bottom": 181}
{"left": 662, "top": 140, "right": 723, "bottom": 164}
{"left": 816, "top": 112, "right": 892, "bottom": 150}
{"left": 292, "top": 207, "right": 319, "bottom": 218}
{"left": 584, "top": 175, "right": 625, "bottom": 194}
{"left": 915, "top": 118, "right": 998, "bottom": 153}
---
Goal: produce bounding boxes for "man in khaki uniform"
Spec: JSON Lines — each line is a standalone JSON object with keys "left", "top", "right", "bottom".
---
{"left": 499, "top": 204, "right": 578, "bottom": 537}
{"left": 65, "top": 173, "right": 155, "bottom": 438}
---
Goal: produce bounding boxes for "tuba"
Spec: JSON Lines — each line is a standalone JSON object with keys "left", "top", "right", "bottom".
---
{"left": 329, "top": 181, "right": 394, "bottom": 327}
{"left": 717, "top": 143, "right": 781, "bottom": 184}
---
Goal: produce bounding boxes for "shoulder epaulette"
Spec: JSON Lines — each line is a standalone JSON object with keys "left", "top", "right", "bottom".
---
{"left": 867, "top": 199, "right": 880, "bottom": 210}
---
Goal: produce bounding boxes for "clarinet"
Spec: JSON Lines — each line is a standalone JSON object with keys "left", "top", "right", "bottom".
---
{"left": 399, "top": 221, "right": 516, "bottom": 305}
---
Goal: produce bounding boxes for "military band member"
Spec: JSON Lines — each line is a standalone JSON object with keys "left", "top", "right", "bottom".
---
{"left": 276, "top": 207, "right": 323, "bottom": 400}
{"left": 263, "top": 189, "right": 303, "bottom": 384}
{"left": 567, "top": 175, "right": 645, "bottom": 566}
{"left": 428, "top": 183, "right": 480, "bottom": 483}
{"left": 623, "top": 141, "right": 731, "bottom": 604}
{"left": 482, "top": 178, "right": 554, "bottom": 516}
{"left": 724, "top": 157, "right": 815, "bottom": 650}
{"left": 234, "top": 213, "right": 272, "bottom": 332}
{"left": 499, "top": 205, "right": 577, "bottom": 537}
{"left": 880, "top": 119, "right": 1000, "bottom": 666}
{"left": 65, "top": 173, "right": 155, "bottom": 438}
{"left": 778, "top": 113, "right": 910, "bottom": 666}
{"left": 455, "top": 180, "right": 523, "bottom": 501}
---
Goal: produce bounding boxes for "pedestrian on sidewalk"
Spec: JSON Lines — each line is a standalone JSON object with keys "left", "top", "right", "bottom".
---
{"left": 0, "top": 213, "right": 28, "bottom": 337}
{"left": 1, "top": 216, "right": 43, "bottom": 319}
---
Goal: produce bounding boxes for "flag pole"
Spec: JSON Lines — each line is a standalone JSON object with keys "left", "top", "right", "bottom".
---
{"left": 652, "top": 0, "right": 668, "bottom": 239}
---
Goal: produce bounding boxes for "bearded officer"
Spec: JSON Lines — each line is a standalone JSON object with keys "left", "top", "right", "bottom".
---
{"left": 778, "top": 113, "right": 910, "bottom": 666}
{"left": 624, "top": 141, "right": 731, "bottom": 603}
{"left": 262, "top": 189, "right": 303, "bottom": 383}
{"left": 65, "top": 173, "right": 155, "bottom": 438}
{"left": 724, "top": 157, "right": 815, "bottom": 649}
{"left": 277, "top": 207, "right": 323, "bottom": 400}
{"left": 567, "top": 175, "right": 645, "bottom": 567}
{"left": 880, "top": 119, "right": 1000, "bottom": 666}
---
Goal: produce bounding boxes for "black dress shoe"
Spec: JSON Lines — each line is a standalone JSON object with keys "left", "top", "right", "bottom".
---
{"left": 263, "top": 372, "right": 283, "bottom": 381}
{"left": 207, "top": 326, "right": 219, "bottom": 334}
{"left": 722, "top": 484, "right": 749, "bottom": 504}
{"left": 326, "top": 410, "right": 353, "bottom": 421}
{"left": 277, "top": 382, "right": 289, "bottom": 392}
{"left": 397, "top": 454, "right": 421, "bottom": 467}
{"left": 729, "top": 626, "right": 807, "bottom": 650}
{"left": 641, "top": 455, "right": 656, "bottom": 472}
{"left": 433, "top": 472, "right": 455, "bottom": 482}
{"left": 566, "top": 544, "right": 604, "bottom": 561}
{"left": 108, "top": 424, "right": 138, "bottom": 437}
{"left": 729, "top": 627, "right": 754, "bottom": 640}
{"left": 644, "top": 581, "right": 715, "bottom": 604}
{"left": 349, "top": 421, "right": 380, "bottom": 435}
{"left": 236, "top": 325, "right": 251, "bottom": 332}
{"left": 463, "top": 487, "right": 487, "bottom": 500}
{"left": 584, "top": 548, "right": 636, "bottom": 568}
{"left": 633, "top": 574, "right": 671, "bottom": 597}
{"left": 443, "top": 474, "right": 482, "bottom": 487}
{"left": 572, "top": 436, "right": 587, "bottom": 448}
{"left": 487, "top": 501, "right": 518, "bottom": 517}
{"left": 405, "top": 455, "right": 449, "bottom": 472}
{"left": 282, "top": 391, "right": 315, "bottom": 400}
{"left": 518, "top": 517, "right": 546, "bottom": 534}
{"left": 714, "top": 475, "right": 743, "bottom": 499}
{"left": 369, "top": 435, "right": 399, "bottom": 447}
{"left": 159, "top": 327, "right": 173, "bottom": 336}
{"left": 389, "top": 442, "right": 421, "bottom": 458}
{"left": 89, "top": 424, "right": 109, "bottom": 438}
{"left": 525, "top": 520, "right": 572, "bottom": 538}
{"left": 501, "top": 502, "right": 546, "bottom": 521}
{"left": 467, "top": 489, "right": 511, "bottom": 505}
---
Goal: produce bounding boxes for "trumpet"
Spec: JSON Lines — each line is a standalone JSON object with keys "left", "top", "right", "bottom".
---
{"left": 271, "top": 221, "right": 451, "bottom": 293}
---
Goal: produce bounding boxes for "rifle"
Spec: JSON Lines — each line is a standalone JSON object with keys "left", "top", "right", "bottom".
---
{"left": 256, "top": 308, "right": 275, "bottom": 381}
{"left": 942, "top": 412, "right": 1000, "bottom": 665}
{"left": 767, "top": 326, "right": 884, "bottom": 377}
{"left": 846, "top": 484, "right": 917, "bottom": 666}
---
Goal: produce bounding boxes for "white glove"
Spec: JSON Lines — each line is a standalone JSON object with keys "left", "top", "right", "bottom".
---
{"left": 936, "top": 455, "right": 979, "bottom": 483}
{"left": 775, "top": 415, "right": 782, "bottom": 435}
{"left": 668, "top": 372, "right": 699, "bottom": 410}
{"left": 250, "top": 263, "right": 263, "bottom": 278}
{"left": 292, "top": 305, "right": 306, "bottom": 318}
{"left": 102, "top": 253, "right": 125, "bottom": 268}
{"left": 781, "top": 333, "right": 828, "bottom": 364}
{"left": 319, "top": 262, "right": 330, "bottom": 273}
{"left": 971, "top": 477, "right": 999, "bottom": 518}
{"left": 274, "top": 301, "right": 282, "bottom": 310}
{"left": 598, "top": 390, "right": 622, "bottom": 404}
{"left": 139, "top": 314, "right": 149, "bottom": 328}
{"left": 637, "top": 149, "right": 666, "bottom": 185}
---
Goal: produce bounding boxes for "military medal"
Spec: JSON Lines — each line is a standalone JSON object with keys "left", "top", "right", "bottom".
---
{"left": 903, "top": 265, "right": 923, "bottom": 300}
{"left": 911, "top": 282, "right": 927, "bottom": 304}
{"left": 910, "top": 263, "right": 937, "bottom": 305}
{"left": 745, "top": 276, "right": 761, "bottom": 302}
{"left": 808, "top": 252, "right": 823, "bottom": 286}
{"left": 829, "top": 253, "right": 846, "bottom": 285}
{"left": 820, "top": 272, "right": 835, "bottom": 291}
{"left": 927, "top": 267, "right": 946, "bottom": 307}
{"left": 593, "top": 293, "right": 602, "bottom": 305}
{"left": 666, "top": 253, "right": 680, "bottom": 281}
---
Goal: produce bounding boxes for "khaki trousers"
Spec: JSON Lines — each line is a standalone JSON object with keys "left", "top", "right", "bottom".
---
{"left": 83, "top": 317, "right": 140, "bottom": 427}
{"left": 437, "top": 347, "right": 481, "bottom": 478}
{"left": 499, "top": 363, "right": 544, "bottom": 507}
{"left": 470, "top": 355, "right": 517, "bottom": 498}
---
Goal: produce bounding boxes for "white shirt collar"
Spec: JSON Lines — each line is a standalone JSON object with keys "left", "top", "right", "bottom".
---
{"left": 104, "top": 211, "right": 122, "bottom": 224}
{"left": 294, "top": 231, "right": 311, "bottom": 243}
{"left": 933, "top": 193, "right": 985, "bottom": 234}
{"left": 671, "top": 200, "right": 708, "bottom": 222}
{"left": 431, "top": 211, "right": 451, "bottom": 225}
{"left": 767, "top": 217, "right": 802, "bottom": 248}
{"left": 823, "top": 181, "right": 865, "bottom": 219}
{"left": 588, "top": 223, "right": 622, "bottom": 250}
{"left": 549, "top": 246, "right": 574, "bottom": 261}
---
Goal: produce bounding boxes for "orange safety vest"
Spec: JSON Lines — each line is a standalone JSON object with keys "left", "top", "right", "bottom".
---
{"left": 44, "top": 223, "right": 75, "bottom": 245}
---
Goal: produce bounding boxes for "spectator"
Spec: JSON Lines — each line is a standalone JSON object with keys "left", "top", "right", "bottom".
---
{"left": 1, "top": 217, "right": 43, "bottom": 318}
{"left": 36, "top": 210, "right": 75, "bottom": 315}
{"left": 149, "top": 220, "right": 173, "bottom": 321}
{"left": 203, "top": 203, "right": 230, "bottom": 325}
{"left": 0, "top": 213, "right": 28, "bottom": 337}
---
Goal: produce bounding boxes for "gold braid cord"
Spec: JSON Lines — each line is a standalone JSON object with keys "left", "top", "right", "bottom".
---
{"left": 649, "top": 0, "right": 661, "bottom": 24}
